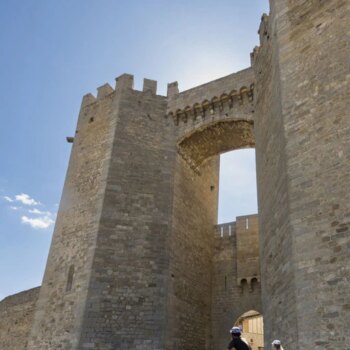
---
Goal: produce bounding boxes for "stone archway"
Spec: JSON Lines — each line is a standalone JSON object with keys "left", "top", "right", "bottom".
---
{"left": 166, "top": 67, "right": 260, "bottom": 349}
{"left": 235, "top": 310, "right": 264, "bottom": 350}
{"left": 177, "top": 119, "right": 255, "bottom": 173}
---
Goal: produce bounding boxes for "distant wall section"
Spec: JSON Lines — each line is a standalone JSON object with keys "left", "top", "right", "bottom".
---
{"left": 212, "top": 215, "right": 261, "bottom": 350}
{"left": 0, "top": 287, "right": 40, "bottom": 350}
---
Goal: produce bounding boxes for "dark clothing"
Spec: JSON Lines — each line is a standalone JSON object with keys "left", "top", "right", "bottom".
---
{"left": 227, "top": 337, "right": 251, "bottom": 350}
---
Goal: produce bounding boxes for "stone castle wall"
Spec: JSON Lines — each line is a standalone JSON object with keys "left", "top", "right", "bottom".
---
{"left": 167, "top": 69, "right": 255, "bottom": 172}
{"left": 166, "top": 65, "right": 258, "bottom": 348}
{"left": 212, "top": 216, "right": 261, "bottom": 350}
{"left": 236, "top": 215, "right": 260, "bottom": 285}
{"left": 0, "top": 287, "right": 40, "bottom": 350}
{"left": 167, "top": 68, "right": 254, "bottom": 135}
{"left": 27, "top": 77, "right": 133, "bottom": 349}
{"left": 254, "top": 1, "right": 350, "bottom": 348}
{"left": 1, "top": 213, "right": 261, "bottom": 350}
{"left": 3, "top": 1, "right": 350, "bottom": 349}
{"left": 253, "top": 11, "right": 299, "bottom": 347}
{"left": 76, "top": 76, "right": 177, "bottom": 350}
{"left": 165, "top": 155, "right": 219, "bottom": 350}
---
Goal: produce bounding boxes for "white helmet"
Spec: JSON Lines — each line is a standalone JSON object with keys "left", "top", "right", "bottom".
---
{"left": 272, "top": 340, "right": 281, "bottom": 345}
{"left": 230, "top": 327, "right": 242, "bottom": 335}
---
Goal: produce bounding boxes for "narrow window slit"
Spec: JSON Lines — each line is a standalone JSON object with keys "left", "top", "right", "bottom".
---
{"left": 66, "top": 265, "right": 75, "bottom": 292}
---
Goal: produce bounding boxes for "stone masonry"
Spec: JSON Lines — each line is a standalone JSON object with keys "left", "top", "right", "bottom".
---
{"left": 1, "top": 215, "right": 261, "bottom": 350}
{"left": 253, "top": 1, "right": 350, "bottom": 348}
{"left": 212, "top": 216, "right": 261, "bottom": 350}
{"left": 0, "top": 288, "right": 40, "bottom": 350}
{"left": 1, "top": 1, "right": 349, "bottom": 349}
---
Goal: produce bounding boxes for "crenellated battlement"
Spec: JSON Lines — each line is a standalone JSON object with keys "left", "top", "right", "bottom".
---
{"left": 250, "top": 13, "right": 270, "bottom": 66}
{"left": 215, "top": 221, "right": 236, "bottom": 238}
{"left": 97, "top": 83, "right": 114, "bottom": 99}
{"left": 258, "top": 14, "right": 270, "bottom": 45}
{"left": 81, "top": 92, "right": 97, "bottom": 108}
{"left": 79, "top": 69, "right": 255, "bottom": 140}
{"left": 212, "top": 213, "right": 261, "bottom": 339}
{"left": 214, "top": 214, "right": 260, "bottom": 292}
{"left": 80, "top": 74, "right": 160, "bottom": 108}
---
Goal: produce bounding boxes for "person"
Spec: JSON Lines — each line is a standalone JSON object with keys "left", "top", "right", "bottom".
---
{"left": 272, "top": 339, "right": 284, "bottom": 350}
{"left": 226, "top": 326, "right": 251, "bottom": 350}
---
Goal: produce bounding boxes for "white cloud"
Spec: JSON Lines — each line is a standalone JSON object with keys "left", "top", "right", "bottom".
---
{"left": 15, "top": 193, "right": 41, "bottom": 206}
{"left": 10, "top": 206, "right": 21, "bottom": 211}
{"left": 29, "top": 208, "right": 52, "bottom": 216}
{"left": 21, "top": 215, "right": 55, "bottom": 229}
{"left": 3, "top": 192, "right": 56, "bottom": 229}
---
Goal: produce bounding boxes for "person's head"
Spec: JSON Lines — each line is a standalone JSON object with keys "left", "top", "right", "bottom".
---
{"left": 272, "top": 339, "right": 281, "bottom": 349}
{"left": 230, "top": 327, "right": 242, "bottom": 338}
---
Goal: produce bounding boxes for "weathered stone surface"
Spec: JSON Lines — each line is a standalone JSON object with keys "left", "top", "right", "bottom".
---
{"left": 27, "top": 80, "right": 120, "bottom": 350}
{"left": 0, "top": 287, "right": 40, "bottom": 350}
{"left": 254, "top": 1, "right": 350, "bottom": 348}
{"left": 212, "top": 217, "right": 261, "bottom": 350}
{"left": 76, "top": 78, "right": 175, "bottom": 350}
{"left": 177, "top": 119, "right": 254, "bottom": 173}
{"left": 165, "top": 155, "right": 219, "bottom": 350}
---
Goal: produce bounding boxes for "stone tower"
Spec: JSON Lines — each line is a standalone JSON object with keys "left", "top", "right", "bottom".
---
{"left": 26, "top": 76, "right": 178, "bottom": 349}
{"left": 23, "top": 1, "right": 350, "bottom": 349}
{"left": 253, "top": 1, "right": 350, "bottom": 348}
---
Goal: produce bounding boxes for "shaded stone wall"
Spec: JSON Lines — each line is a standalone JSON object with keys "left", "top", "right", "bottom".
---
{"left": 164, "top": 68, "right": 257, "bottom": 350}
{"left": 255, "top": 0, "right": 350, "bottom": 348}
{"left": 165, "top": 155, "right": 219, "bottom": 350}
{"left": 236, "top": 215, "right": 260, "bottom": 285}
{"left": 273, "top": 1, "right": 350, "bottom": 347}
{"left": 0, "top": 287, "right": 40, "bottom": 350}
{"left": 212, "top": 217, "right": 261, "bottom": 350}
{"left": 253, "top": 10, "right": 299, "bottom": 348}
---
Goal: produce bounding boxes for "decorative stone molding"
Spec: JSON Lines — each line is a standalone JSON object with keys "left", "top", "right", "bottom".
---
{"left": 167, "top": 85, "right": 254, "bottom": 126}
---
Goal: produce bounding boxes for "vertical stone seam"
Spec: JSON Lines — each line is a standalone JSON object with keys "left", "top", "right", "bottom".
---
{"left": 163, "top": 98, "right": 178, "bottom": 350}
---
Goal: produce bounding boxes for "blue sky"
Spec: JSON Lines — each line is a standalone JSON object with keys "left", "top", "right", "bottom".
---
{"left": 0, "top": 0, "right": 269, "bottom": 299}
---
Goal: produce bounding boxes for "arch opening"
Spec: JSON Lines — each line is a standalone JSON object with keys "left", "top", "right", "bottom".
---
{"left": 172, "top": 116, "right": 261, "bottom": 350}
{"left": 218, "top": 148, "right": 257, "bottom": 224}
{"left": 177, "top": 119, "right": 255, "bottom": 173}
{"left": 234, "top": 310, "right": 264, "bottom": 350}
